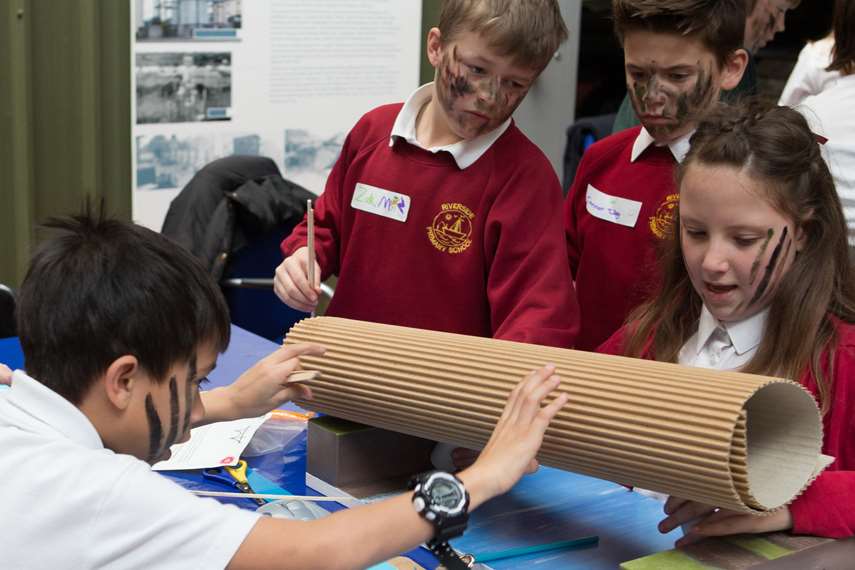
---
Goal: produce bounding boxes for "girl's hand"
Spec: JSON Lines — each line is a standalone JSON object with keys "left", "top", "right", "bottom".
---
{"left": 660, "top": 496, "right": 793, "bottom": 547}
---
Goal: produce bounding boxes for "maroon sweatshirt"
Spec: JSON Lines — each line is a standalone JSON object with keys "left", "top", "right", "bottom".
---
{"left": 564, "top": 126, "right": 678, "bottom": 351}
{"left": 282, "top": 103, "right": 579, "bottom": 348}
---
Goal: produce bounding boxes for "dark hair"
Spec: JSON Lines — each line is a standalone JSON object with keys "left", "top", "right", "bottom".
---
{"left": 612, "top": 0, "right": 746, "bottom": 67}
{"left": 624, "top": 101, "right": 855, "bottom": 414}
{"left": 439, "top": 0, "right": 569, "bottom": 70}
{"left": 828, "top": 0, "right": 855, "bottom": 75}
{"left": 17, "top": 207, "right": 231, "bottom": 404}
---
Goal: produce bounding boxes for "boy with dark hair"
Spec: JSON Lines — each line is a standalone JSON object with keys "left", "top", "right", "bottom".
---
{"left": 0, "top": 212, "right": 567, "bottom": 569}
{"left": 611, "top": 0, "right": 799, "bottom": 133}
{"left": 564, "top": 0, "right": 748, "bottom": 351}
{"left": 275, "top": 0, "right": 580, "bottom": 350}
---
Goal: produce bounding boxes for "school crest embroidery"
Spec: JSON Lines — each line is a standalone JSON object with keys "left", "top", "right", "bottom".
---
{"left": 649, "top": 193, "right": 679, "bottom": 239}
{"left": 427, "top": 203, "right": 475, "bottom": 254}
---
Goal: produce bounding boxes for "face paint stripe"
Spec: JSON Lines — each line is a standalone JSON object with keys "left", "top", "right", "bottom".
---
{"left": 743, "top": 237, "right": 792, "bottom": 312}
{"left": 163, "top": 376, "right": 180, "bottom": 451}
{"left": 145, "top": 394, "right": 163, "bottom": 463}
{"left": 183, "top": 356, "right": 197, "bottom": 435}
{"left": 768, "top": 238, "right": 793, "bottom": 291}
{"left": 749, "top": 228, "right": 775, "bottom": 285}
{"left": 675, "top": 67, "right": 713, "bottom": 124}
{"left": 446, "top": 46, "right": 474, "bottom": 99}
{"left": 748, "top": 226, "right": 788, "bottom": 307}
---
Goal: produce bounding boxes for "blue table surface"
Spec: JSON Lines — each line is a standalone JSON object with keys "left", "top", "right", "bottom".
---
{"left": 0, "top": 326, "right": 680, "bottom": 569}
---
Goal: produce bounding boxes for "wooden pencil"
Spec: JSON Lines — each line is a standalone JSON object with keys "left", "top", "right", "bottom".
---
{"left": 307, "top": 199, "right": 315, "bottom": 291}
{"left": 191, "top": 490, "right": 350, "bottom": 502}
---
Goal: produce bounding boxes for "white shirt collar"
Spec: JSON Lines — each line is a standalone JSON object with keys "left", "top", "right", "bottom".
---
{"left": 630, "top": 127, "right": 693, "bottom": 163}
{"left": 389, "top": 83, "right": 512, "bottom": 170}
{"left": 694, "top": 305, "right": 769, "bottom": 357}
{"left": 1, "top": 370, "right": 104, "bottom": 450}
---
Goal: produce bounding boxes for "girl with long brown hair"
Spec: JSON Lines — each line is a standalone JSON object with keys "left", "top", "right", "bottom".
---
{"left": 599, "top": 101, "right": 855, "bottom": 541}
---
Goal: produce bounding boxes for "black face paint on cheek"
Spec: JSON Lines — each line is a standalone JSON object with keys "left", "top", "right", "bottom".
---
{"left": 674, "top": 66, "right": 713, "bottom": 123}
{"left": 444, "top": 46, "right": 474, "bottom": 99}
{"left": 183, "top": 356, "right": 197, "bottom": 434}
{"left": 631, "top": 75, "right": 652, "bottom": 115}
{"left": 768, "top": 238, "right": 792, "bottom": 293}
{"left": 748, "top": 226, "right": 789, "bottom": 307}
{"left": 163, "top": 376, "right": 180, "bottom": 450}
{"left": 145, "top": 394, "right": 163, "bottom": 463}
{"left": 473, "top": 76, "right": 520, "bottom": 122}
{"left": 749, "top": 228, "right": 775, "bottom": 285}
{"left": 633, "top": 83, "right": 645, "bottom": 113}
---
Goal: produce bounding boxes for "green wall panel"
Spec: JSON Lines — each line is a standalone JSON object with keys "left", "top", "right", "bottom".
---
{"left": 0, "top": 0, "right": 130, "bottom": 288}
{"left": 420, "top": 0, "right": 440, "bottom": 85}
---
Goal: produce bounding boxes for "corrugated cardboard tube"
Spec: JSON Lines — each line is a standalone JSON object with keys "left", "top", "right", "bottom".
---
{"left": 285, "top": 317, "right": 828, "bottom": 513}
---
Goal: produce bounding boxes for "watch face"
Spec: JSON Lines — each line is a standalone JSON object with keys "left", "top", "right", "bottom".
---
{"left": 429, "top": 477, "right": 464, "bottom": 512}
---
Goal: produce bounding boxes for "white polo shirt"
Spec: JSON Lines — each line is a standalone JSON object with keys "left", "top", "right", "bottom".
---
{"left": 678, "top": 306, "right": 768, "bottom": 371}
{"left": 630, "top": 127, "right": 693, "bottom": 164}
{"left": 0, "top": 371, "right": 260, "bottom": 570}
{"left": 389, "top": 82, "right": 512, "bottom": 170}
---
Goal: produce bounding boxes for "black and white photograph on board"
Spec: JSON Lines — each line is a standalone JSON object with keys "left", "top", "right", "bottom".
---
{"left": 136, "top": 131, "right": 281, "bottom": 190}
{"left": 136, "top": 52, "right": 232, "bottom": 124}
{"left": 136, "top": 0, "right": 242, "bottom": 41}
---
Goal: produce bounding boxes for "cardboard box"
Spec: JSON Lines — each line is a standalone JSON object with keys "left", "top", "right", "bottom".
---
{"left": 307, "top": 416, "right": 434, "bottom": 497}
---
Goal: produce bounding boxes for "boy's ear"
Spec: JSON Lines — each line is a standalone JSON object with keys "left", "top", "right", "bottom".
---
{"left": 426, "top": 27, "right": 444, "bottom": 68}
{"left": 102, "top": 355, "right": 141, "bottom": 411}
{"left": 720, "top": 48, "right": 749, "bottom": 92}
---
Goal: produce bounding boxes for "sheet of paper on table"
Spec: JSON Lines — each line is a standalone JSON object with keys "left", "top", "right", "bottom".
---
{"left": 153, "top": 413, "right": 271, "bottom": 470}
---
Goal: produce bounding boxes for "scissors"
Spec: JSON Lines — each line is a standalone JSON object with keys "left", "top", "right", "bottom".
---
{"left": 202, "top": 460, "right": 265, "bottom": 506}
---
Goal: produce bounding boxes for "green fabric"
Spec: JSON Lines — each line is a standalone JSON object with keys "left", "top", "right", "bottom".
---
{"left": 723, "top": 536, "right": 792, "bottom": 560}
{"left": 611, "top": 52, "right": 757, "bottom": 135}
{"left": 620, "top": 549, "right": 712, "bottom": 569}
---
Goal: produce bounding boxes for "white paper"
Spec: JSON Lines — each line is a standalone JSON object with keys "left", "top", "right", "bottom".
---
{"left": 131, "top": 0, "right": 421, "bottom": 231}
{"left": 152, "top": 413, "right": 270, "bottom": 471}
{"left": 585, "top": 184, "right": 642, "bottom": 228}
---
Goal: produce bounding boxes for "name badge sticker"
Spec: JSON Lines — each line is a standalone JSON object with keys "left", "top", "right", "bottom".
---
{"left": 351, "top": 183, "right": 411, "bottom": 222}
{"left": 585, "top": 184, "right": 642, "bottom": 228}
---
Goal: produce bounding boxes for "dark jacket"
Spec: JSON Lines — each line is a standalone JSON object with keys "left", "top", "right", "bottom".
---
{"left": 162, "top": 155, "right": 314, "bottom": 281}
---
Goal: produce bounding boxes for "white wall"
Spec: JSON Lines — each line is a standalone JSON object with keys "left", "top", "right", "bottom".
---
{"left": 513, "top": 0, "right": 582, "bottom": 180}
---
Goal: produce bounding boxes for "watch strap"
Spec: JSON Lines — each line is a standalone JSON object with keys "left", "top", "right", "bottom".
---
{"left": 428, "top": 539, "right": 471, "bottom": 570}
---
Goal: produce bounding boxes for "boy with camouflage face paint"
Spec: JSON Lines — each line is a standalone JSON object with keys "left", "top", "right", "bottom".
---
{"left": 610, "top": 0, "right": 800, "bottom": 134}
{"left": 564, "top": 0, "right": 748, "bottom": 351}
{"left": 276, "top": 0, "right": 580, "bottom": 351}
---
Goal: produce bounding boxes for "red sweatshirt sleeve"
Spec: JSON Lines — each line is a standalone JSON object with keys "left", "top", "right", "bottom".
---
{"left": 789, "top": 330, "right": 855, "bottom": 538}
{"left": 280, "top": 127, "right": 361, "bottom": 279}
{"left": 790, "top": 471, "right": 855, "bottom": 537}
{"left": 483, "top": 161, "right": 580, "bottom": 349}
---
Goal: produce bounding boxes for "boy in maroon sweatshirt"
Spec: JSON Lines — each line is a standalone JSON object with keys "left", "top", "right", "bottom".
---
{"left": 564, "top": 0, "right": 748, "bottom": 351}
{"left": 276, "top": 0, "right": 579, "bottom": 350}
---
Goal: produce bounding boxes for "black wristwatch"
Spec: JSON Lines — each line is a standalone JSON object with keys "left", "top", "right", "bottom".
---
{"left": 409, "top": 471, "right": 471, "bottom": 570}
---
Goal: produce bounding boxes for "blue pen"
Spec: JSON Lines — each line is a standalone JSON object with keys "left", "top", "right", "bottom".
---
{"left": 472, "top": 535, "right": 599, "bottom": 563}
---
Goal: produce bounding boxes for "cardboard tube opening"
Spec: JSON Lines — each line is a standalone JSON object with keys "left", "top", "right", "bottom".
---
{"left": 741, "top": 382, "right": 823, "bottom": 510}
